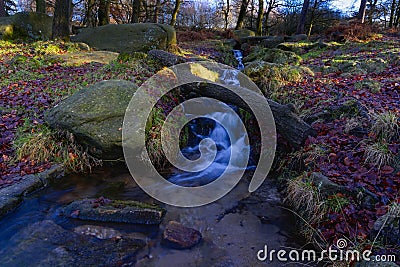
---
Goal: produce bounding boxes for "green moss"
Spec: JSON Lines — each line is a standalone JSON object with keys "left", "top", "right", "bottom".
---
{"left": 277, "top": 41, "right": 318, "bottom": 54}
{"left": 326, "top": 194, "right": 350, "bottom": 212}
{"left": 111, "top": 199, "right": 165, "bottom": 213}
{"left": 355, "top": 79, "right": 381, "bottom": 93}
{"left": 244, "top": 60, "right": 313, "bottom": 96}
{"left": 244, "top": 47, "right": 302, "bottom": 65}
{"left": 117, "top": 52, "right": 147, "bottom": 62}
{"left": 331, "top": 99, "right": 364, "bottom": 119}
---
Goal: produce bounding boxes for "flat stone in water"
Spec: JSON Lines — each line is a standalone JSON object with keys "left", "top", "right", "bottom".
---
{"left": 0, "top": 220, "right": 145, "bottom": 266}
{"left": 162, "top": 221, "right": 202, "bottom": 249}
{"left": 60, "top": 198, "right": 166, "bottom": 225}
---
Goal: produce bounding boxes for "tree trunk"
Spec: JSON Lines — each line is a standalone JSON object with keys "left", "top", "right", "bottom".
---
{"left": 170, "top": 0, "right": 181, "bottom": 26}
{"left": 389, "top": 0, "right": 397, "bottom": 27}
{"left": 236, "top": 0, "right": 249, "bottom": 30}
{"left": 256, "top": 0, "right": 263, "bottom": 35}
{"left": 0, "top": 0, "right": 6, "bottom": 17}
{"left": 154, "top": 0, "right": 160, "bottom": 23}
{"left": 250, "top": 0, "right": 254, "bottom": 29}
{"left": 98, "top": 0, "right": 110, "bottom": 26}
{"left": 296, "top": 0, "right": 310, "bottom": 34}
{"left": 368, "top": 0, "right": 378, "bottom": 24}
{"left": 307, "top": 0, "right": 318, "bottom": 37}
{"left": 358, "top": 0, "right": 367, "bottom": 23}
{"left": 223, "top": 0, "right": 230, "bottom": 30}
{"left": 36, "top": 0, "right": 46, "bottom": 13}
{"left": 263, "top": 0, "right": 275, "bottom": 36}
{"left": 183, "top": 83, "right": 315, "bottom": 148}
{"left": 395, "top": 1, "right": 400, "bottom": 27}
{"left": 131, "top": 0, "right": 141, "bottom": 23}
{"left": 85, "top": 0, "right": 96, "bottom": 27}
{"left": 52, "top": 0, "right": 71, "bottom": 40}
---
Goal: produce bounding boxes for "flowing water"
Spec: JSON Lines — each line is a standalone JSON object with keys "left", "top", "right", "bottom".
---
{"left": 0, "top": 58, "right": 311, "bottom": 266}
{"left": 233, "top": 50, "right": 245, "bottom": 71}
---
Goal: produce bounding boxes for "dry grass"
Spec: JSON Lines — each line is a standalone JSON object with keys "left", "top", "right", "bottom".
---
{"left": 325, "top": 21, "right": 382, "bottom": 42}
{"left": 285, "top": 173, "right": 327, "bottom": 240}
{"left": 344, "top": 117, "right": 363, "bottom": 134}
{"left": 371, "top": 111, "right": 399, "bottom": 141}
{"left": 364, "top": 140, "right": 395, "bottom": 169}
{"left": 14, "top": 125, "right": 102, "bottom": 173}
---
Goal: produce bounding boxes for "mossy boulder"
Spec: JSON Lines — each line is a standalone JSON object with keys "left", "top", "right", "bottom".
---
{"left": 233, "top": 29, "right": 255, "bottom": 39}
{"left": 260, "top": 35, "right": 285, "bottom": 48}
{"left": 323, "top": 57, "right": 388, "bottom": 76}
{"left": 244, "top": 47, "right": 302, "bottom": 66}
{"left": 243, "top": 60, "right": 313, "bottom": 95}
{"left": 277, "top": 41, "right": 318, "bottom": 54}
{"left": 45, "top": 80, "right": 138, "bottom": 160}
{"left": 71, "top": 23, "right": 177, "bottom": 53}
{"left": 0, "top": 12, "right": 52, "bottom": 40}
{"left": 284, "top": 34, "right": 308, "bottom": 42}
{"left": 61, "top": 198, "right": 166, "bottom": 225}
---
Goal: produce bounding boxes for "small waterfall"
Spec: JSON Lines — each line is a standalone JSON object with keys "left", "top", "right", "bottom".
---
{"left": 168, "top": 101, "right": 250, "bottom": 187}
{"left": 232, "top": 49, "right": 244, "bottom": 70}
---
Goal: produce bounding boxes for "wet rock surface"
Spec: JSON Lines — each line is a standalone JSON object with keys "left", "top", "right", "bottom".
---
{"left": 0, "top": 220, "right": 145, "bottom": 267}
{"left": 0, "top": 165, "right": 64, "bottom": 217}
{"left": 136, "top": 179, "right": 297, "bottom": 267}
{"left": 0, "top": 168, "right": 303, "bottom": 267}
{"left": 60, "top": 198, "right": 165, "bottom": 225}
{"left": 162, "top": 221, "right": 202, "bottom": 249}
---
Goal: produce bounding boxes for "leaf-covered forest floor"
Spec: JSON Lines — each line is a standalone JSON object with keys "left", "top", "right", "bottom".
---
{"left": 0, "top": 36, "right": 399, "bottom": 260}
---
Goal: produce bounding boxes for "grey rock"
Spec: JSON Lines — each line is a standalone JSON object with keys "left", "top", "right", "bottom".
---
{"left": 148, "top": 49, "right": 206, "bottom": 67}
{"left": 0, "top": 12, "right": 52, "bottom": 40}
{"left": 233, "top": 29, "right": 255, "bottom": 39}
{"left": 71, "top": 23, "right": 176, "bottom": 53}
{"left": 0, "top": 220, "right": 145, "bottom": 266}
{"left": 61, "top": 198, "right": 166, "bottom": 225}
{"left": 260, "top": 36, "right": 285, "bottom": 48}
{"left": 0, "top": 165, "right": 64, "bottom": 217}
{"left": 162, "top": 221, "right": 202, "bottom": 249}
{"left": 284, "top": 34, "right": 308, "bottom": 42}
{"left": 370, "top": 206, "right": 400, "bottom": 247}
{"left": 310, "top": 172, "right": 350, "bottom": 197}
{"left": 45, "top": 80, "right": 138, "bottom": 160}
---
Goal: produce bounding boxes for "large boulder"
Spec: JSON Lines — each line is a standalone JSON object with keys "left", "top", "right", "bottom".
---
{"left": 233, "top": 29, "right": 255, "bottom": 39}
{"left": 71, "top": 23, "right": 176, "bottom": 53}
{"left": 0, "top": 12, "right": 52, "bottom": 40}
{"left": 45, "top": 80, "right": 138, "bottom": 160}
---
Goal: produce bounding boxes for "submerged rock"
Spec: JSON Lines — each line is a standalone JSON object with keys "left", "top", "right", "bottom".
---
{"left": 45, "top": 80, "right": 138, "bottom": 160}
{"left": 73, "top": 225, "right": 122, "bottom": 239}
{"left": 61, "top": 198, "right": 166, "bottom": 225}
{"left": 162, "top": 221, "right": 202, "bottom": 249}
{"left": 0, "top": 220, "right": 145, "bottom": 266}
{"left": 71, "top": 23, "right": 176, "bottom": 53}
